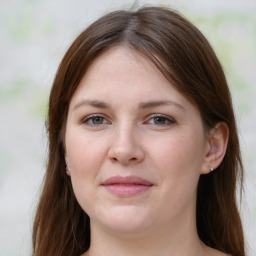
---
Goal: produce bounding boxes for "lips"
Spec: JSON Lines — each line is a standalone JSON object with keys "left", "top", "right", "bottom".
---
{"left": 101, "top": 175, "right": 153, "bottom": 196}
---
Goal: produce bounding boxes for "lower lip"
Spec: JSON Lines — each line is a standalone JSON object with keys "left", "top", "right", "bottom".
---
{"left": 103, "top": 184, "right": 152, "bottom": 196}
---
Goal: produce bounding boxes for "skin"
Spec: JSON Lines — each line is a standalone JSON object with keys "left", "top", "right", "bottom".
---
{"left": 65, "top": 47, "right": 229, "bottom": 256}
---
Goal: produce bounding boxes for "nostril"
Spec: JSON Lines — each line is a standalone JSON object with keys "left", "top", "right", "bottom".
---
{"left": 108, "top": 144, "right": 145, "bottom": 164}
{"left": 112, "top": 157, "right": 118, "bottom": 162}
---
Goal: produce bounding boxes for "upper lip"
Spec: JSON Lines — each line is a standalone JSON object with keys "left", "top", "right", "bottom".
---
{"left": 101, "top": 175, "right": 153, "bottom": 186}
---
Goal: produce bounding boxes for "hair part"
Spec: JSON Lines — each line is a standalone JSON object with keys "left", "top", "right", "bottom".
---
{"left": 33, "top": 6, "right": 244, "bottom": 256}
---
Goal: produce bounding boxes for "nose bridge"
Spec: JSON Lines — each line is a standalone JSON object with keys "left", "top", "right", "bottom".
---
{"left": 108, "top": 119, "right": 144, "bottom": 164}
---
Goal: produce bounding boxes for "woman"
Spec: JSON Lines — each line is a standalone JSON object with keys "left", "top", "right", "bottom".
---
{"left": 32, "top": 6, "right": 245, "bottom": 256}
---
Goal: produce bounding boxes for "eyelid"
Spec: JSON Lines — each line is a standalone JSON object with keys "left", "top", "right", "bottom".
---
{"left": 81, "top": 114, "right": 111, "bottom": 126}
{"left": 80, "top": 113, "right": 175, "bottom": 127}
{"left": 145, "top": 114, "right": 176, "bottom": 125}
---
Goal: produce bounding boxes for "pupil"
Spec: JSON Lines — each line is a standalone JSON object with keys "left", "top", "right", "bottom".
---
{"left": 93, "top": 117, "right": 103, "bottom": 124}
{"left": 154, "top": 117, "right": 165, "bottom": 124}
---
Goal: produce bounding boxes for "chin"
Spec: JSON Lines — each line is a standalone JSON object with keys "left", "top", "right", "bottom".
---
{"left": 95, "top": 205, "right": 154, "bottom": 234}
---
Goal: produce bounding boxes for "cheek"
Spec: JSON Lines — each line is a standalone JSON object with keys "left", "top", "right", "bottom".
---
{"left": 151, "top": 132, "right": 205, "bottom": 201}
{"left": 65, "top": 132, "right": 106, "bottom": 213}
{"left": 66, "top": 130, "right": 106, "bottom": 172}
{"left": 148, "top": 142, "right": 201, "bottom": 220}
{"left": 152, "top": 132, "right": 205, "bottom": 173}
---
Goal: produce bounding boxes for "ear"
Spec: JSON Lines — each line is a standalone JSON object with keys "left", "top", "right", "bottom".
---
{"left": 201, "top": 122, "right": 229, "bottom": 174}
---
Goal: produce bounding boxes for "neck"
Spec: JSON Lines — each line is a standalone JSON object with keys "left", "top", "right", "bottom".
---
{"left": 87, "top": 227, "right": 204, "bottom": 256}
{"left": 83, "top": 205, "right": 207, "bottom": 256}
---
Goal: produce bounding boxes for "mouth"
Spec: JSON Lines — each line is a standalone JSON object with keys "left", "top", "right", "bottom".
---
{"left": 101, "top": 175, "right": 153, "bottom": 196}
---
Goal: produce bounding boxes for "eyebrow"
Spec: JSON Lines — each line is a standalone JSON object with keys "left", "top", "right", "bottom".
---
{"left": 72, "top": 99, "right": 185, "bottom": 111}
{"left": 139, "top": 100, "right": 185, "bottom": 110}
{"left": 72, "top": 100, "right": 111, "bottom": 111}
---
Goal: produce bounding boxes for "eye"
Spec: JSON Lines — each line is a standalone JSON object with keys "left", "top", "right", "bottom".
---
{"left": 146, "top": 115, "right": 175, "bottom": 126}
{"left": 82, "top": 115, "right": 109, "bottom": 126}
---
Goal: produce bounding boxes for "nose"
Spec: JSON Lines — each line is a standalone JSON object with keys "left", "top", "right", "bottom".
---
{"left": 108, "top": 125, "right": 145, "bottom": 165}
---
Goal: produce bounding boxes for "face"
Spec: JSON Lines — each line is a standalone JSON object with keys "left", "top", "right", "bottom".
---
{"left": 65, "top": 47, "right": 210, "bottom": 235}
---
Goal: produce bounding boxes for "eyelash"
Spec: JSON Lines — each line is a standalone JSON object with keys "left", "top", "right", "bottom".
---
{"left": 81, "top": 114, "right": 176, "bottom": 127}
{"left": 145, "top": 114, "right": 176, "bottom": 126}
{"left": 82, "top": 114, "right": 110, "bottom": 126}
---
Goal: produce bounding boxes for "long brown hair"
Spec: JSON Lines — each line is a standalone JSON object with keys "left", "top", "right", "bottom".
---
{"left": 33, "top": 7, "right": 245, "bottom": 256}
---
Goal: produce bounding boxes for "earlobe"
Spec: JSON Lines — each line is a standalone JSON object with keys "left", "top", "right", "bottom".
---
{"left": 65, "top": 157, "right": 71, "bottom": 176}
{"left": 201, "top": 122, "right": 229, "bottom": 174}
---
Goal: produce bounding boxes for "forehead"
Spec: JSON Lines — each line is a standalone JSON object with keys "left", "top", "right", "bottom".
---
{"left": 83, "top": 46, "right": 161, "bottom": 84}
{"left": 70, "top": 46, "right": 188, "bottom": 105}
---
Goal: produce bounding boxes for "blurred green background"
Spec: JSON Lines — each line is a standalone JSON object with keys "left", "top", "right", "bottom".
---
{"left": 0, "top": 0, "right": 255, "bottom": 255}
